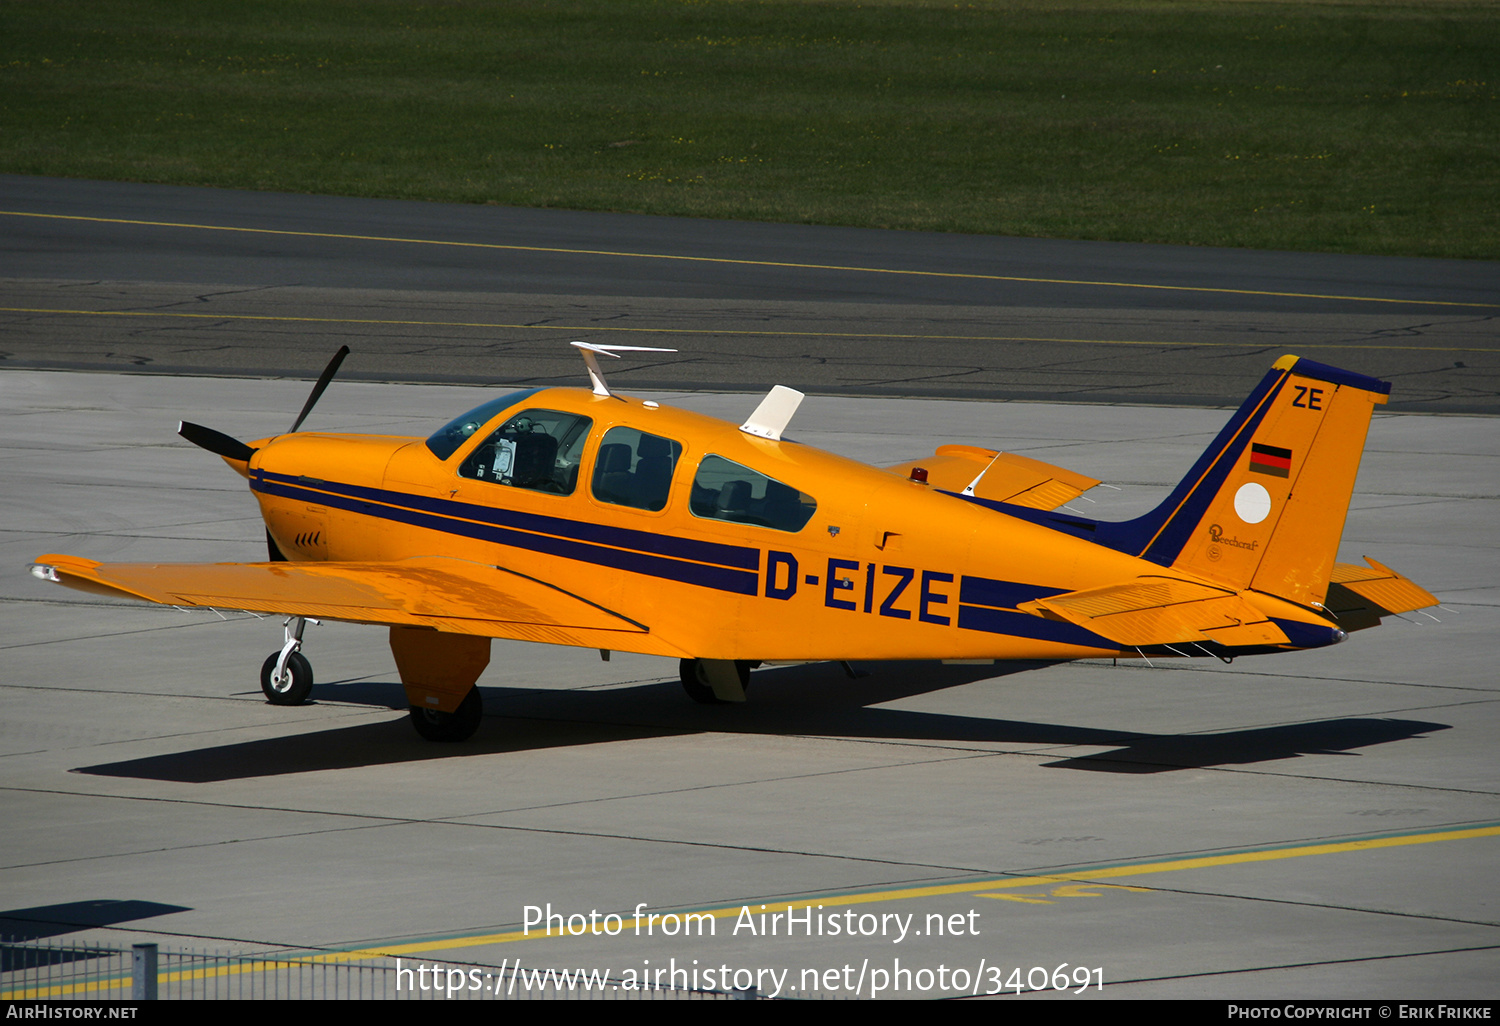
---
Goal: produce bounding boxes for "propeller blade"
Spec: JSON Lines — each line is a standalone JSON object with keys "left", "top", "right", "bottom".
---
{"left": 178, "top": 421, "right": 257, "bottom": 463}
{"left": 287, "top": 345, "right": 350, "bottom": 434}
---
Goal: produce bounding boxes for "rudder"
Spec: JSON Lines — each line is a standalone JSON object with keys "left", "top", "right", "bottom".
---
{"left": 1124, "top": 356, "right": 1390, "bottom": 609}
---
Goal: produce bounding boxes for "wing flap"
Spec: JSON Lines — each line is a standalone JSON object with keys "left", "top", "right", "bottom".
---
{"left": 33, "top": 553, "right": 689, "bottom": 656}
{"left": 884, "top": 446, "right": 1100, "bottom": 510}
{"left": 1018, "top": 577, "right": 1289, "bottom": 648}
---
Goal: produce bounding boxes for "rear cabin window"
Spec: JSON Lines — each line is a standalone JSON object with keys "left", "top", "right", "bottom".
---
{"left": 458, "top": 409, "right": 592, "bottom": 495}
{"left": 591, "top": 427, "right": 683, "bottom": 512}
{"left": 689, "top": 455, "right": 817, "bottom": 532}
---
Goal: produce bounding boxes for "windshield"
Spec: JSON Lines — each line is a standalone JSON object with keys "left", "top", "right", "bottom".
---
{"left": 424, "top": 389, "right": 540, "bottom": 460}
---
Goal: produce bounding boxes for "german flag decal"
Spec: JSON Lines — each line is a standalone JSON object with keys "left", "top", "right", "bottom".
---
{"left": 1248, "top": 443, "right": 1293, "bottom": 478}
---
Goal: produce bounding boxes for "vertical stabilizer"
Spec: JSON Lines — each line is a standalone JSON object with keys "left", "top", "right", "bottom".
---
{"left": 1109, "top": 357, "right": 1390, "bottom": 609}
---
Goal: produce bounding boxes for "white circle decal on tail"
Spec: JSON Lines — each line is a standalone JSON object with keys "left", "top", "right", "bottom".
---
{"left": 1234, "top": 482, "right": 1272, "bottom": 524}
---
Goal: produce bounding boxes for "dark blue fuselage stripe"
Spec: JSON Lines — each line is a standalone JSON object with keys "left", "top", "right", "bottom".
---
{"left": 253, "top": 469, "right": 760, "bottom": 571}
{"left": 252, "top": 477, "right": 1153, "bottom": 643}
{"left": 956, "top": 604, "right": 1115, "bottom": 648}
{"left": 252, "top": 477, "right": 760, "bottom": 596}
{"left": 948, "top": 367, "right": 1290, "bottom": 568}
{"left": 958, "top": 575, "right": 1067, "bottom": 609}
{"left": 957, "top": 574, "right": 1116, "bottom": 648}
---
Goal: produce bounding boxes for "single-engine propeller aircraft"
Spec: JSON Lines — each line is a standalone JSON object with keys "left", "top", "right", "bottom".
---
{"left": 32, "top": 346, "right": 1436, "bottom": 741}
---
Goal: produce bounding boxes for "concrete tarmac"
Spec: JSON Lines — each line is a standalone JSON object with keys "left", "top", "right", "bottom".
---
{"left": 1, "top": 369, "right": 1495, "bottom": 999}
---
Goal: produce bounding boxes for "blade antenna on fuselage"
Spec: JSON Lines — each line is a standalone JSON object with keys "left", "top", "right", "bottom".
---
{"left": 961, "top": 451, "right": 1005, "bottom": 497}
{"left": 570, "top": 341, "right": 677, "bottom": 397}
{"left": 740, "top": 385, "right": 805, "bottom": 441}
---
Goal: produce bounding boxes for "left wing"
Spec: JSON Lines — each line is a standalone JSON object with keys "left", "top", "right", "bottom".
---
{"left": 32, "top": 553, "right": 690, "bottom": 657}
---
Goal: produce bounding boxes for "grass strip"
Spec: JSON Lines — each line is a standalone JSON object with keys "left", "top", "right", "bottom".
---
{"left": 2, "top": 0, "right": 1496, "bottom": 257}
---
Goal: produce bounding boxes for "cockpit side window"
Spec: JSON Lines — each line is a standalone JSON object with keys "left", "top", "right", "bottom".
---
{"left": 458, "top": 409, "right": 592, "bottom": 495}
{"left": 591, "top": 426, "right": 683, "bottom": 512}
{"left": 425, "top": 388, "right": 541, "bottom": 460}
{"left": 690, "top": 455, "right": 817, "bottom": 532}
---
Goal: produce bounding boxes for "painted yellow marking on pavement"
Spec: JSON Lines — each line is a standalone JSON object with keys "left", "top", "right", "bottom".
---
{"left": 978, "top": 882, "right": 1150, "bottom": 903}
{"left": 1049, "top": 883, "right": 1152, "bottom": 898}
{"left": 3, "top": 209, "right": 1494, "bottom": 309}
{"left": 337, "top": 822, "right": 1500, "bottom": 960}
{"left": 283, "top": 823, "right": 1500, "bottom": 960}
{"left": 0, "top": 306, "right": 1493, "bottom": 355}
{"left": 8, "top": 823, "right": 1498, "bottom": 998}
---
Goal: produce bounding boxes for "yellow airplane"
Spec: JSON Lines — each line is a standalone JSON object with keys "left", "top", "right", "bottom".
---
{"left": 32, "top": 346, "right": 1436, "bottom": 741}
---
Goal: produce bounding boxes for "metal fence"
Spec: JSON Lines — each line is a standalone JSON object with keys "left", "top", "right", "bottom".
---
{"left": 1, "top": 939, "right": 746, "bottom": 1000}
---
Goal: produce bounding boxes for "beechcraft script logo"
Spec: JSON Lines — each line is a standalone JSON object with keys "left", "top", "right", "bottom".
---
{"left": 1248, "top": 443, "right": 1292, "bottom": 478}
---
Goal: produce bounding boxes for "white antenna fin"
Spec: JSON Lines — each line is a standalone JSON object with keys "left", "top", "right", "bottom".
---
{"left": 570, "top": 341, "right": 677, "bottom": 397}
{"left": 740, "top": 385, "right": 805, "bottom": 441}
{"left": 961, "top": 451, "right": 1004, "bottom": 497}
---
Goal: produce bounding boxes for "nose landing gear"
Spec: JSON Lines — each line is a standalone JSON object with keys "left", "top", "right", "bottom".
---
{"left": 260, "top": 615, "right": 317, "bottom": 705}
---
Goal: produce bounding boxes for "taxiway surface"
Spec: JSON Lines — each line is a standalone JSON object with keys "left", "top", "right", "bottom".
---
{"left": 1, "top": 177, "right": 1496, "bottom": 999}
{"left": 2, "top": 175, "right": 1497, "bottom": 411}
{"left": 1, "top": 370, "right": 1495, "bottom": 999}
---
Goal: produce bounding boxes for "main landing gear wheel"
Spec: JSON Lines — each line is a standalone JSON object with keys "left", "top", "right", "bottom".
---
{"left": 409, "top": 687, "right": 483, "bottom": 742}
{"left": 679, "top": 658, "right": 751, "bottom": 705}
{"left": 260, "top": 651, "right": 313, "bottom": 705}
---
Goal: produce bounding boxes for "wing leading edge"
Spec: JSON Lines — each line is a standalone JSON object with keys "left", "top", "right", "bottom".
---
{"left": 32, "top": 553, "right": 691, "bottom": 657}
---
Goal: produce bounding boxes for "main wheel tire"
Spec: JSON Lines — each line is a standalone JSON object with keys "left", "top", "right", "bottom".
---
{"left": 260, "top": 651, "right": 313, "bottom": 705}
{"left": 679, "top": 659, "right": 751, "bottom": 705}
{"left": 409, "top": 687, "right": 483, "bottom": 742}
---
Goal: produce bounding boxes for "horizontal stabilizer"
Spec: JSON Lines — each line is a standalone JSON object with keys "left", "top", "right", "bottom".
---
{"left": 1018, "top": 577, "right": 1289, "bottom": 648}
{"left": 32, "top": 553, "right": 690, "bottom": 657}
{"left": 887, "top": 446, "right": 1100, "bottom": 510}
{"left": 1323, "top": 558, "right": 1439, "bottom": 631}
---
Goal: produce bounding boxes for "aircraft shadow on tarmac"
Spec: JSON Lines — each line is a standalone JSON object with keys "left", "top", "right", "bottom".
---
{"left": 74, "top": 662, "right": 1451, "bottom": 782}
{"left": 0, "top": 900, "right": 191, "bottom": 967}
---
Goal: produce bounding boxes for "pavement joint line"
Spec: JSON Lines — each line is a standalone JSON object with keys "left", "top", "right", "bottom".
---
{"left": 2, "top": 210, "right": 1495, "bottom": 310}
{"left": 3, "top": 305, "right": 1497, "bottom": 354}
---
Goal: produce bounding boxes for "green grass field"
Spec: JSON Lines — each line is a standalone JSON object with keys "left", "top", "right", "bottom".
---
{"left": 2, "top": 0, "right": 1496, "bottom": 257}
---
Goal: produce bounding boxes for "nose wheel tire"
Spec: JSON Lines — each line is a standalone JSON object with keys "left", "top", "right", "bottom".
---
{"left": 679, "top": 658, "right": 751, "bottom": 705}
{"left": 260, "top": 651, "right": 314, "bottom": 705}
{"left": 409, "top": 687, "right": 483, "bottom": 742}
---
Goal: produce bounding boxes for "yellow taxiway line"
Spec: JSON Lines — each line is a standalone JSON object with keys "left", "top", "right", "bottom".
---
{"left": 7, "top": 822, "right": 1495, "bottom": 997}
{"left": 353, "top": 822, "right": 1500, "bottom": 958}
{"left": 0, "top": 305, "right": 1493, "bottom": 356}
{"left": 3, "top": 209, "right": 1494, "bottom": 310}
